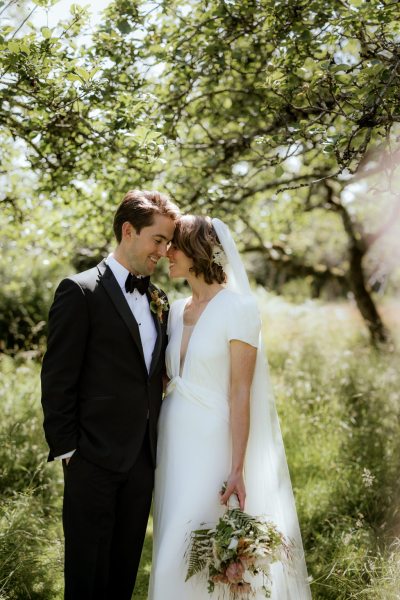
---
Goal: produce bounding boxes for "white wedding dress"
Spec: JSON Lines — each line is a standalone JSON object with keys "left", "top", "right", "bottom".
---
{"left": 148, "top": 218, "right": 312, "bottom": 600}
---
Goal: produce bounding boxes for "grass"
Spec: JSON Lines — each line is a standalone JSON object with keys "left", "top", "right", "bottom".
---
{"left": 1, "top": 294, "right": 400, "bottom": 599}
{"left": 258, "top": 293, "right": 400, "bottom": 599}
{"left": 135, "top": 519, "right": 153, "bottom": 598}
{"left": 0, "top": 356, "right": 63, "bottom": 600}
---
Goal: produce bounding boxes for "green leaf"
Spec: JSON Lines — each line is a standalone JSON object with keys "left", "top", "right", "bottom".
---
{"left": 41, "top": 27, "right": 52, "bottom": 39}
{"left": 66, "top": 73, "right": 82, "bottom": 82}
{"left": 117, "top": 20, "right": 131, "bottom": 34}
{"left": 332, "top": 64, "right": 351, "bottom": 72}
{"left": 19, "top": 42, "right": 30, "bottom": 54}
{"left": 32, "top": 0, "right": 59, "bottom": 5}
{"left": 1, "top": 26, "right": 14, "bottom": 36}
{"left": 323, "top": 144, "right": 335, "bottom": 154}
{"left": 275, "top": 165, "right": 284, "bottom": 177}
{"left": 335, "top": 73, "right": 352, "bottom": 84}
{"left": 8, "top": 40, "right": 20, "bottom": 53}
{"left": 134, "top": 125, "right": 151, "bottom": 144}
{"left": 70, "top": 3, "right": 81, "bottom": 15}
{"left": 75, "top": 67, "right": 91, "bottom": 82}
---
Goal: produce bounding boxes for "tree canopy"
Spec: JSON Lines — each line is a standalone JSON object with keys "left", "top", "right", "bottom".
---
{"left": 1, "top": 0, "right": 400, "bottom": 345}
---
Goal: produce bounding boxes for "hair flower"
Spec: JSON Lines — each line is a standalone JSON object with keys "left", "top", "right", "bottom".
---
{"left": 212, "top": 244, "right": 227, "bottom": 268}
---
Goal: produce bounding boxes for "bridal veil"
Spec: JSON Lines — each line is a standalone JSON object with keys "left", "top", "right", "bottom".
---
{"left": 211, "top": 218, "right": 312, "bottom": 599}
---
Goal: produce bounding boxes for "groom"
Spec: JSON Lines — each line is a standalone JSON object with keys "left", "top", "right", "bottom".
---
{"left": 41, "top": 190, "right": 179, "bottom": 600}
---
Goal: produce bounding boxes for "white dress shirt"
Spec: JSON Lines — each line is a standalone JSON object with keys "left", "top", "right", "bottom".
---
{"left": 56, "top": 254, "right": 157, "bottom": 460}
{"left": 106, "top": 253, "right": 157, "bottom": 370}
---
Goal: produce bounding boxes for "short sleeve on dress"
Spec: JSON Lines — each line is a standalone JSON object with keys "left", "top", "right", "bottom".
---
{"left": 227, "top": 293, "right": 261, "bottom": 348}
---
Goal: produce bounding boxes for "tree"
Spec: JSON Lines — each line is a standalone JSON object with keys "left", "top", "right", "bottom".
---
{"left": 117, "top": 0, "right": 399, "bottom": 342}
{"left": 2, "top": 0, "right": 400, "bottom": 348}
{"left": 0, "top": 0, "right": 162, "bottom": 192}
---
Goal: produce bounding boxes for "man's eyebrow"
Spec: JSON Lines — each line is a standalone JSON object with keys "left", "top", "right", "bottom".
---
{"left": 153, "top": 234, "right": 171, "bottom": 241}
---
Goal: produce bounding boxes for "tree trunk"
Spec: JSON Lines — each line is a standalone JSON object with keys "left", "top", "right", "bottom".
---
{"left": 326, "top": 185, "right": 389, "bottom": 344}
{"left": 347, "top": 241, "right": 388, "bottom": 344}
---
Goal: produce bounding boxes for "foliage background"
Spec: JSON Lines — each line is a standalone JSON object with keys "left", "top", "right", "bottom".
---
{"left": 1, "top": 0, "right": 400, "bottom": 598}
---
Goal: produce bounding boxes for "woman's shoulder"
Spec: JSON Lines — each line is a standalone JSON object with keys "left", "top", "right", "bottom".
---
{"left": 221, "top": 289, "right": 259, "bottom": 313}
{"left": 222, "top": 290, "right": 261, "bottom": 344}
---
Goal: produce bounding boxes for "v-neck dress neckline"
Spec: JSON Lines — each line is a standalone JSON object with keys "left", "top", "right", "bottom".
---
{"left": 178, "top": 288, "right": 227, "bottom": 377}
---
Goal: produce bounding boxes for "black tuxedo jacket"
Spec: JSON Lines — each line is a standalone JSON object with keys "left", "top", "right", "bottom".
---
{"left": 41, "top": 259, "right": 168, "bottom": 472}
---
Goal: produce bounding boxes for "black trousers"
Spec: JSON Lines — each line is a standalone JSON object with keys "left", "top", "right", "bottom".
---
{"left": 62, "top": 429, "right": 153, "bottom": 600}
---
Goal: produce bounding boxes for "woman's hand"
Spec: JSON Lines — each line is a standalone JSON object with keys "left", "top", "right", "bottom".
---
{"left": 220, "top": 471, "right": 246, "bottom": 511}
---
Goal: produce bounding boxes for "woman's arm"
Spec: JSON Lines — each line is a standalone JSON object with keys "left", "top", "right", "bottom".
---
{"left": 220, "top": 339, "right": 257, "bottom": 510}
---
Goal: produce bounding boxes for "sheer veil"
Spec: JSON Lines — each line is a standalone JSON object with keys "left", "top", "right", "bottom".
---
{"left": 212, "top": 218, "right": 312, "bottom": 599}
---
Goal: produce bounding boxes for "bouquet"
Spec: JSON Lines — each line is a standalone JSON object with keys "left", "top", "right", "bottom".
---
{"left": 185, "top": 493, "right": 291, "bottom": 599}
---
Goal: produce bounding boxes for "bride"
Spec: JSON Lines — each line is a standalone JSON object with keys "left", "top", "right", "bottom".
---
{"left": 148, "top": 215, "right": 312, "bottom": 599}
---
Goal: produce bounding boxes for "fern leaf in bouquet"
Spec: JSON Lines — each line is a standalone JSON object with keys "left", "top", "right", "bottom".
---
{"left": 186, "top": 529, "right": 212, "bottom": 579}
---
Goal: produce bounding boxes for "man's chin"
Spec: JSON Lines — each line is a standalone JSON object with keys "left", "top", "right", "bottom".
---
{"left": 132, "top": 266, "right": 153, "bottom": 277}
{"left": 145, "top": 261, "right": 157, "bottom": 275}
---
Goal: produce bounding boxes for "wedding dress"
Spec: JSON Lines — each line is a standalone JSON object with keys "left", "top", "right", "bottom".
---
{"left": 148, "top": 220, "right": 312, "bottom": 600}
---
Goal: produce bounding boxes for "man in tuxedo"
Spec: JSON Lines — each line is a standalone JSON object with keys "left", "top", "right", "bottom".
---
{"left": 41, "top": 189, "right": 179, "bottom": 600}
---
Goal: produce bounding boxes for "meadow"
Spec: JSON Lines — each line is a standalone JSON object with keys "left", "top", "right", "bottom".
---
{"left": 1, "top": 293, "right": 400, "bottom": 599}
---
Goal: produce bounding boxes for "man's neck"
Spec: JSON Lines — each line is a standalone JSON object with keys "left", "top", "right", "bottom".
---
{"left": 112, "top": 249, "right": 141, "bottom": 275}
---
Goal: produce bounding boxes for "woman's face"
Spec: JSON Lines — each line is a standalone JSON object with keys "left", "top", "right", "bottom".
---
{"left": 166, "top": 243, "right": 194, "bottom": 279}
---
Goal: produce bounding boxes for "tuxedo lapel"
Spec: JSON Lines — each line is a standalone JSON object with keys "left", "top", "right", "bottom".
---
{"left": 147, "top": 284, "right": 163, "bottom": 377}
{"left": 97, "top": 260, "right": 147, "bottom": 370}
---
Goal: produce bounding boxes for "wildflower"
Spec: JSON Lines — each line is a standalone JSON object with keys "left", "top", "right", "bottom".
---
{"left": 362, "top": 467, "right": 375, "bottom": 488}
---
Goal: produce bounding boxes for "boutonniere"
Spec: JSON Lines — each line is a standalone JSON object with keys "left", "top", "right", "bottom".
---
{"left": 149, "top": 289, "right": 169, "bottom": 323}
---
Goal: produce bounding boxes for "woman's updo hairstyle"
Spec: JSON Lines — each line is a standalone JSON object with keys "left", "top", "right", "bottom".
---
{"left": 173, "top": 215, "right": 227, "bottom": 285}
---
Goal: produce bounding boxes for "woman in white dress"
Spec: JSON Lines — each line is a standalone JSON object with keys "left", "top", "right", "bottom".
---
{"left": 148, "top": 216, "right": 312, "bottom": 600}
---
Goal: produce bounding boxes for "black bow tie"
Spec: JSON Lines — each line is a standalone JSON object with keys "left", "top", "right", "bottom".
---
{"left": 125, "top": 273, "right": 150, "bottom": 295}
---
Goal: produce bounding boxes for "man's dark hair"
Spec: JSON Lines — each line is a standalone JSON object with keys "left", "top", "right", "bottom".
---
{"left": 113, "top": 190, "right": 180, "bottom": 242}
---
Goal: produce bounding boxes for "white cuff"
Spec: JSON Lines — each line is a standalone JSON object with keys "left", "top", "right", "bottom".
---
{"left": 55, "top": 450, "right": 76, "bottom": 460}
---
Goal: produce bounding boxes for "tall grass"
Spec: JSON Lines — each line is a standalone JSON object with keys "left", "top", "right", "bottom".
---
{"left": 0, "top": 356, "right": 63, "bottom": 600}
{"left": 259, "top": 294, "right": 400, "bottom": 599}
{"left": 1, "top": 296, "right": 399, "bottom": 599}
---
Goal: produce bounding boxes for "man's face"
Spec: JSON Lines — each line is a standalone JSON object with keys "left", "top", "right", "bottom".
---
{"left": 123, "top": 214, "right": 176, "bottom": 276}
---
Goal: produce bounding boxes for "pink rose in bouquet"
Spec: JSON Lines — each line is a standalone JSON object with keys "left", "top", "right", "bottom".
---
{"left": 226, "top": 561, "right": 245, "bottom": 584}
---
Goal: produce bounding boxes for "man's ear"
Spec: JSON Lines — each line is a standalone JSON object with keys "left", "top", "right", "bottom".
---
{"left": 121, "top": 221, "right": 136, "bottom": 239}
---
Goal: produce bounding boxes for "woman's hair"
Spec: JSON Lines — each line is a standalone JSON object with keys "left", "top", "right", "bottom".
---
{"left": 173, "top": 215, "right": 227, "bottom": 285}
{"left": 113, "top": 189, "right": 180, "bottom": 242}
